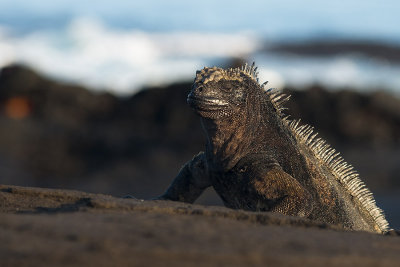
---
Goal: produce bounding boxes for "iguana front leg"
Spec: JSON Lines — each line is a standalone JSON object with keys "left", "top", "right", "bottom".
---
{"left": 251, "top": 166, "right": 314, "bottom": 217}
{"left": 233, "top": 154, "right": 314, "bottom": 217}
{"left": 158, "top": 152, "right": 211, "bottom": 203}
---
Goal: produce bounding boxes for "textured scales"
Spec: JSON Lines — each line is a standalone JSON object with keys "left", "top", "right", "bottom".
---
{"left": 159, "top": 63, "right": 391, "bottom": 234}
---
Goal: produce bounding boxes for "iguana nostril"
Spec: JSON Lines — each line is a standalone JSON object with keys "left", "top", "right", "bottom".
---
{"left": 198, "top": 87, "right": 203, "bottom": 92}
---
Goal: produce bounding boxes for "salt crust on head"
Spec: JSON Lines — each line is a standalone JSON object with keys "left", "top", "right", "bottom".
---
{"left": 195, "top": 63, "right": 259, "bottom": 85}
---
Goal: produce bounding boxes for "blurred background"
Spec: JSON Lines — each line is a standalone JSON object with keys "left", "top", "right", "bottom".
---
{"left": 0, "top": 0, "right": 399, "bottom": 228}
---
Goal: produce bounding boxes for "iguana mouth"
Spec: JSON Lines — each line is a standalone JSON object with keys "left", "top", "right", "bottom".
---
{"left": 187, "top": 95, "right": 229, "bottom": 111}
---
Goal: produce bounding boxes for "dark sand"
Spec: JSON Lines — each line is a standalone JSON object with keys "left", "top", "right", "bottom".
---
{"left": 1, "top": 184, "right": 400, "bottom": 267}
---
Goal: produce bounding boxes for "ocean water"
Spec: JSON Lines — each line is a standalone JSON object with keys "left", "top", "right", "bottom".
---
{"left": 0, "top": 0, "right": 400, "bottom": 94}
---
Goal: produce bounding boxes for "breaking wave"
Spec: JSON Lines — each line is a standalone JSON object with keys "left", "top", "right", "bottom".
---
{"left": 0, "top": 17, "right": 260, "bottom": 94}
{"left": 1, "top": 16, "right": 400, "bottom": 95}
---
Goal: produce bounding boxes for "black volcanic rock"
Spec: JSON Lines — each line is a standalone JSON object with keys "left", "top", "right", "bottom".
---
{"left": 0, "top": 65, "right": 203, "bottom": 197}
{"left": 284, "top": 85, "right": 400, "bottom": 147}
{"left": 0, "top": 64, "right": 399, "bottom": 202}
{"left": 268, "top": 40, "right": 400, "bottom": 64}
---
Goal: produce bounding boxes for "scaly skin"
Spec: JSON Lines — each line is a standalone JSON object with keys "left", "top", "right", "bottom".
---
{"left": 158, "top": 64, "right": 391, "bottom": 233}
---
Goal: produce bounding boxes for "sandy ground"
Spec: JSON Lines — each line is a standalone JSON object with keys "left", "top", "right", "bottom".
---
{"left": 1, "top": 184, "right": 400, "bottom": 267}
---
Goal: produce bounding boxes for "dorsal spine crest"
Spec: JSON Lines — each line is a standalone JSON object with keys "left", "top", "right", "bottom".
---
{"left": 195, "top": 62, "right": 260, "bottom": 85}
{"left": 237, "top": 62, "right": 391, "bottom": 233}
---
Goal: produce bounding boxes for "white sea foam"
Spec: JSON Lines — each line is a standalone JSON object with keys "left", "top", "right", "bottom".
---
{"left": 255, "top": 53, "right": 400, "bottom": 94}
{"left": 1, "top": 17, "right": 400, "bottom": 95}
{"left": 0, "top": 18, "right": 259, "bottom": 94}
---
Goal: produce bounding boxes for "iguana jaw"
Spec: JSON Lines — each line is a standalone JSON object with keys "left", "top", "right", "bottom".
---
{"left": 187, "top": 92, "right": 230, "bottom": 118}
{"left": 187, "top": 94, "right": 229, "bottom": 109}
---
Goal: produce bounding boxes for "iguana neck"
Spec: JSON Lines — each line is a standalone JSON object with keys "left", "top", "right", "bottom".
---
{"left": 201, "top": 115, "right": 260, "bottom": 172}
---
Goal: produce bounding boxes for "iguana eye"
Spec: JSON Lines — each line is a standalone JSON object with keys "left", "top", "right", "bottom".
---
{"left": 192, "top": 83, "right": 204, "bottom": 92}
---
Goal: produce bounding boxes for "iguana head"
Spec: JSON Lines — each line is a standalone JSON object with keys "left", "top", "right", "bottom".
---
{"left": 187, "top": 65, "right": 260, "bottom": 120}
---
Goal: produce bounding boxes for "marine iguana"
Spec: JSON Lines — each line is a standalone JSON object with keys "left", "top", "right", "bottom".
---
{"left": 158, "top": 63, "right": 391, "bottom": 234}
